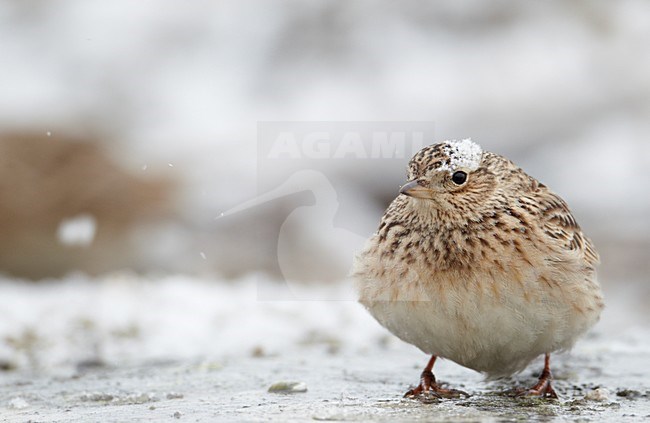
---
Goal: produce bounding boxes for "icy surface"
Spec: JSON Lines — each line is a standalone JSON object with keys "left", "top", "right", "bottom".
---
{"left": 0, "top": 273, "right": 650, "bottom": 422}
{"left": 0, "top": 274, "right": 648, "bottom": 421}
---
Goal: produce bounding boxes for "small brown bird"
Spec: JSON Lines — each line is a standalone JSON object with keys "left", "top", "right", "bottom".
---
{"left": 354, "top": 139, "right": 604, "bottom": 398}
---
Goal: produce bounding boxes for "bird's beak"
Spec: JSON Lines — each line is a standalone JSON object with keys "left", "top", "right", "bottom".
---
{"left": 399, "top": 180, "right": 432, "bottom": 199}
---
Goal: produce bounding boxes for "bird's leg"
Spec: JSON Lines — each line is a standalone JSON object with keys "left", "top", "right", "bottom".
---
{"left": 517, "top": 353, "right": 558, "bottom": 399}
{"left": 404, "top": 355, "right": 469, "bottom": 399}
{"left": 404, "top": 355, "right": 437, "bottom": 397}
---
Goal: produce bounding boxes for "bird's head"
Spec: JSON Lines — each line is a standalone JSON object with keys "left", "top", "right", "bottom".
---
{"left": 400, "top": 139, "right": 500, "bottom": 218}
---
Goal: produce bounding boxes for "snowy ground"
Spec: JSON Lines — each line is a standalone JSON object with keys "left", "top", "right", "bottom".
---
{"left": 0, "top": 274, "right": 649, "bottom": 422}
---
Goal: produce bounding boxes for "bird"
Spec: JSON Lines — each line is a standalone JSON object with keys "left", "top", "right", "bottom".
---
{"left": 353, "top": 139, "right": 604, "bottom": 399}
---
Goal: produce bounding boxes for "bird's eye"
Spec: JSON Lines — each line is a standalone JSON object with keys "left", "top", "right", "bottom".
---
{"left": 451, "top": 171, "right": 468, "bottom": 185}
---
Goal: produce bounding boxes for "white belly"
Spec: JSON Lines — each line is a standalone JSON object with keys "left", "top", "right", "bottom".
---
{"left": 358, "top": 268, "right": 601, "bottom": 378}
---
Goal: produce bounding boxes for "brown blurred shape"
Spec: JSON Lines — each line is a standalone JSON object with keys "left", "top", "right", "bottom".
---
{"left": 0, "top": 132, "right": 172, "bottom": 279}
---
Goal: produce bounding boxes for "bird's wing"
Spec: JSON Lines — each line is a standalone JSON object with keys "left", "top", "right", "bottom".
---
{"left": 529, "top": 186, "right": 600, "bottom": 268}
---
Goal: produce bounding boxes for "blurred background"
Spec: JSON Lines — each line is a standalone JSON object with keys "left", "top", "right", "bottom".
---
{"left": 0, "top": 0, "right": 649, "bottom": 371}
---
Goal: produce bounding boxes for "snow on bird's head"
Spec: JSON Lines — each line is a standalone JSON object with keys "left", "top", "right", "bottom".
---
{"left": 438, "top": 138, "right": 483, "bottom": 173}
{"left": 408, "top": 138, "right": 484, "bottom": 178}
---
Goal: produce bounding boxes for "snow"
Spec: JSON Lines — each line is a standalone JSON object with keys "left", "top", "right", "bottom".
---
{"left": 0, "top": 273, "right": 648, "bottom": 422}
{"left": 8, "top": 397, "right": 29, "bottom": 410}
{"left": 56, "top": 214, "right": 97, "bottom": 247}
{"left": 0, "top": 273, "right": 384, "bottom": 373}
{"left": 438, "top": 138, "right": 483, "bottom": 173}
{"left": 0, "top": 270, "right": 646, "bottom": 377}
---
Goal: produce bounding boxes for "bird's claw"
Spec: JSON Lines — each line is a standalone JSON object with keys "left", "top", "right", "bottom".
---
{"left": 404, "top": 388, "right": 439, "bottom": 399}
{"left": 513, "top": 373, "right": 558, "bottom": 399}
{"left": 403, "top": 370, "right": 469, "bottom": 399}
{"left": 514, "top": 385, "right": 558, "bottom": 399}
{"left": 404, "top": 386, "right": 469, "bottom": 399}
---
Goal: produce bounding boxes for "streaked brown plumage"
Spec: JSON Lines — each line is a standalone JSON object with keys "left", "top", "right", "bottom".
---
{"left": 353, "top": 139, "right": 604, "bottom": 398}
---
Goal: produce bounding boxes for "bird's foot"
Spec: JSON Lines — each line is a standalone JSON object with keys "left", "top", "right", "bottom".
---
{"left": 514, "top": 370, "right": 558, "bottom": 399}
{"left": 403, "top": 370, "right": 469, "bottom": 399}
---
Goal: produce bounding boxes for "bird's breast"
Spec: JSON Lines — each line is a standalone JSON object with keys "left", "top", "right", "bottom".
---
{"left": 354, "top": 225, "right": 602, "bottom": 377}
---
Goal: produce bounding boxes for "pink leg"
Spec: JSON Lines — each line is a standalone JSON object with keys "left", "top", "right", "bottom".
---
{"left": 404, "top": 355, "right": 469, "bottom": 399}
{"left": 516, "top": 353, "right": 558, "bottom": 399}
